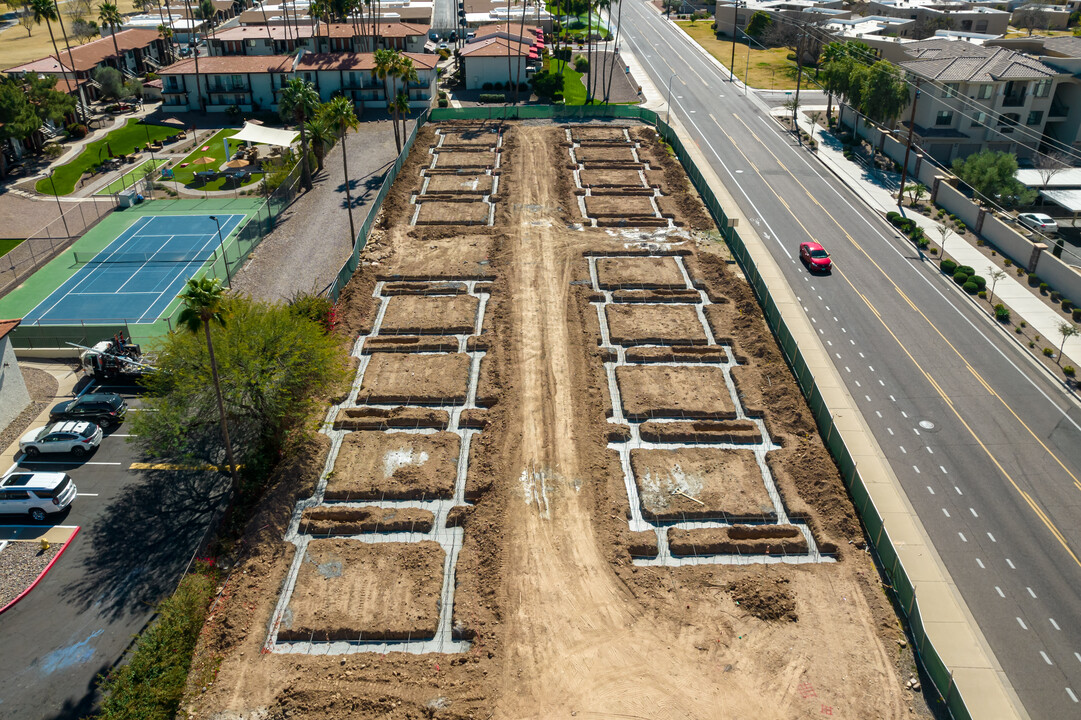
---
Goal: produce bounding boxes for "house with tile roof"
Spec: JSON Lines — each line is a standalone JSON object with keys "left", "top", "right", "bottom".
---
{"left": 158, "top": 51, "right": 437, "bottom": 112}
{"left": 895, "top": 37, "right": 1067, "bottom": 163}
{"left": 458, "top": 35, "right": 536, "bottom": 90}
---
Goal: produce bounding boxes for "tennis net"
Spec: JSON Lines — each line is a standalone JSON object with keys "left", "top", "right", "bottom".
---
{"left": 73, "top": 249, "right": 219, "bottom": 265}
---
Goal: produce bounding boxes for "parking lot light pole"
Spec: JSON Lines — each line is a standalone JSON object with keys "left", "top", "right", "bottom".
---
{"left": 209, "top": 215, "right": 231, "bottom": 286}
{"left": 48, "top": 170, "right": 70, "bottom": 239}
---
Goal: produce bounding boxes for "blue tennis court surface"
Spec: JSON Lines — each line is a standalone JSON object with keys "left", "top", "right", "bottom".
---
{"left": 24, "top": 214, "right": 245, "bottom": 325}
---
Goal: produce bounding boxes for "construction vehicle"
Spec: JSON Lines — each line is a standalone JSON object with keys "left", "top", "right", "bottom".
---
{"left": 68, "top": 333, "right": 156, "bottom": 381}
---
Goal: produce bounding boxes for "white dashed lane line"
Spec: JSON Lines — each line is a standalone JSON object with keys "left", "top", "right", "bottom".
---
{"left": 959, "top": 533, "right": 967, "bottom": 542}
{"left": 1050, "top": 618, "right": 1061, "bottom": 631}
{"left": 970, "top": 507, "right": 978, "bottom": 517}
{"left": 1028, "top": 587, "right": 1038, "bottom": 598}
{"left": 900, "top": 446, "right": 907, "bottom": 454}
{"left": 1067, "top": 688, "right": 1078, "bottom": 704}
{"left": 913, "top": 466, "right": 921, "bottom": 474}
{"left": 976, "top": 558, "right": 984, "bottom": 568}
{"left": 887, "top": 428, "right": 894, "bottom": 435}
{"left": 1007, "top": 558, "right": 1016, "bottom": 569}
{"left": 942, "top": 508, "right": 951, "bottom": 517}
{"left": 927, "top": 486, "right": 935, "bottom": 495}
{"left": 1018, "top": 617, "right": 1028, "bottom": 629}
{"left": 955, "top": 486, "right": 963, "bottom": 495}
{"left": 1042, "top": 651, "right": 1053, "bottom": 665}
{"left": 988, "top": 532, "right": 997, "bottom": 543}
{"left": 940, "top": 465, "right": 948, "bottom": 474}
{"left": 926, "top": 446, "right": 934, "bottom": 454}
{"left": 995, "top": 586, "right": 1005, "bottom": 598}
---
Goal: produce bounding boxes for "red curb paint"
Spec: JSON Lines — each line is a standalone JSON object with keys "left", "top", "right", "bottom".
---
{"left": 0, "top": 526, "right": 81, "bottom": 616}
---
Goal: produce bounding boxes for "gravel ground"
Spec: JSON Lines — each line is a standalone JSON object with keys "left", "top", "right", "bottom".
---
{"left": 0, "top": 367, "right": 61, "bottom": 456}
{"left": 0, "top": 192, "right": 116, "bottom": 240}
{"left": 230, "top": 117, "right": 410, "bottom": 302}
{"left": 0, "top": 542, "right": 63, "bottom": 610}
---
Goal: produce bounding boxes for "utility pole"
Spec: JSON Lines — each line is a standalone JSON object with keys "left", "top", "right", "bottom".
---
{"left": 792, "top": 27, "right": 804, "bottom": 143}
{"left": 729, "top": 0, "right": 740, "bottom": 83}
{"left": 897, "top": 78, "right": 921, "bottom": 206}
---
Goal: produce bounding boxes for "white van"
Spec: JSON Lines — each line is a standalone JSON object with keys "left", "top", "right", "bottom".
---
{"left": 0, "top": 472, "right": 77, "bottom": 522}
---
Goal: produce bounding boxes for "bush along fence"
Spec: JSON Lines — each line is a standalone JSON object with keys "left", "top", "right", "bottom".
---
{"left": 326, "top": 103, "right": 978, "bottom": 720}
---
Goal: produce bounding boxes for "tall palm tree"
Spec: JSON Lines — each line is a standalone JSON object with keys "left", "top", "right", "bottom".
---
{"left": 158, "top": 23, "right": 175, "bottom": 63}
{"left": 182, "top": 0, "right": 203, "bottom": 110}
{"left": 197, "top": 0, "right": 216, "bottom": 37}
{"left": 394, "top": 55, "right": 416, "bottom": 145}
{"left": 279, "top": 77, "right": 320, "bottom": 189}
{"left": 374, "top": 47, "right": 399, "bottom": 150}
{"left": 29, "top": 0, "right": 63, "bottom": 71}
{"left": 603, "top": 0, "right": 622, "bottom": 102}
{"left": 51, "top": 0, "right": 84, "bottom": 122}
{"left": 592, "top": 0, "right": 610, "bottom": 101}
{"left": 305, "top": 112, "right": 335, "bottom": 171}
{"left": 99, "top": 2, "right": 124, "bottom": 67}
{"left": 322, "top": 95, "right": 359, "bottom": 246}
{"left": 177, "top": 277, "right": 241, "bottom": 495}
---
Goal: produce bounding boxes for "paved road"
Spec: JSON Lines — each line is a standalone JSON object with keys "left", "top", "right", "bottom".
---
{"left": 0, "top": 383, "right": 227, "bottom": 719}
{"left": 619, "top": 2, "right": 1081, "bottom": 718}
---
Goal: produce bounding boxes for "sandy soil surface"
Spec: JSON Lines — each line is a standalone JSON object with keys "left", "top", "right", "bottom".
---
{"left": 616, "top": 364, "right": 736, "bottom": 419}
{"left": 575, "top": 145, "right": 639, "bottom": 164}
{"left": 422, "top": 173, "right": 496, "bottom": 194}
{"left": 597, "top": 255, "right": 687, "bottom": 288}
{"left": 184, "top": 122, "right": 931, "bottom": 720}
{"left": 579, "top": 168, "right": 647, "bottom": 187}
{"left": 299, "top": 506, "right": 436, "bottom": 535}
{"left": 278, "top": 539, "right": 445, "bottom": 642}
{"left": 432, "top": 150, "right": 498, "bottom": 169}
{"left": 584, "top": 195, "right": 658, "bottom": 218}
{"left": 631, "top": 447, "right": 775, "bottom": 521}
{"left": 606, "top": 303, "right": 708, "bottom": 345}
{"left": 415, "top": 200, "right": 491, "bottom": 225}
{"left": 379, "top": 294, "right": 480, "bottom": 335}
{"left": 669, "top": 525, "right": 809, "bottom": 556}
{"left": 325, "top": 430, "right": 460, "bottom": 500}
{"left": 357, "top": 352, "right": 471, "bottom": 404}
{"left": 640, "top": 419, "right": 762, "bottom": 443}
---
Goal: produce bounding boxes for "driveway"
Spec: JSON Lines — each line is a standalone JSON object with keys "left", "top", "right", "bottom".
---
{"left": 0, "top": 382, "right": 228, "bottom": 719}
{"left": 230, "top": 116, "right": 410, "bottom": 302}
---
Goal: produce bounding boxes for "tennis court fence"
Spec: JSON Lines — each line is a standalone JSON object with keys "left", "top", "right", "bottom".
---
{"left": 323, "top": 104, "right": 977, "bottom": 720}
{"left": 0, "top": 196, "right": 119, "bottom": 299}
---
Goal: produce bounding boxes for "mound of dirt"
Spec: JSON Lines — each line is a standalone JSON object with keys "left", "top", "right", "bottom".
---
{"left": 726, "top": 575, "right": 798, "bottom": 623}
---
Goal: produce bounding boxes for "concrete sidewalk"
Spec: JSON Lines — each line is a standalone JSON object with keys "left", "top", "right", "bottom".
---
{"left": 786, "top": 105, "right": 1081, "bottom": 368}
{"left": 0, "top": 361, "right": 84, "bottom": 473}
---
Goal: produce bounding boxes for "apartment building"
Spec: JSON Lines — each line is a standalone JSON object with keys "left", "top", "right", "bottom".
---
{"left": 205, "top": 22, "right": 429, "bottom": 55}
{"left": 868, "top": 0, "right": 1011, "bottom": 35}
{"left": 896, "top": 37, "right": 1064, "bottom": 162}
{"left": 158, "top": 51, "right": 437, "bottom": 112}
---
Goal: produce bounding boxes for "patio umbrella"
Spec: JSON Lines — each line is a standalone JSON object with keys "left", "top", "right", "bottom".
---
{"left": 528, "top": 51, "right": 539, "bottom": 59}
{"left": 225, "top": 159, "right": 250, "bottom": 168}
{"left": 193, "top": 156, "right": 216, "bottom": 165}
{"left": 160, "top": 117, "right": 186, "bottom": 126}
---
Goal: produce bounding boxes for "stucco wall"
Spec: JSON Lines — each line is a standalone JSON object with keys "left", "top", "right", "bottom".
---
{"left": 0, "top": 337, "right": 31, "bottom": 433}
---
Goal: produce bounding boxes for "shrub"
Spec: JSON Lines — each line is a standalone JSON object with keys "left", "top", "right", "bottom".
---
{"left": 949, "top": 214, "right": 957, "bottom": 222}
{"left": 940, "top": 259, "right": 957, "bottom": 274}
{"left": 43, "top": 143, "right": 64, "bottom": 158}
{"left": 1044, "top": 347, "right": 1055, "bottom": 357}
{"left": 1016, "top": 326, "right": 1023, "bottom": 333}
{"left": 438, "top": 98, "right": 448, "bottom": 107}
{"left": 438, "top": 89, "right": 447, "bottom": 99}
{"left": 937, "top": 208, "right": 946, "bottom": 218}
{"left": 953, "top": 269, "right": 970, "bottom": 284}
{"left": 956, "top": 222, "right": 966, "bottom": 232}
{"left": 963, "top": 281, "right": 979, "bottom": 294}
{"left": 438, "top": 48, "right": 450, "bottom": 60}
{"left": 930, "top": 247, "right": 938, "bottom": 255}
{"left": 288, "top": 291, "right": 336, "bottom": 333}
{"left": 478, "top": 93, "right": 506, "bottom": 103}
{"left": 995, "top": 303, "right": 1011, "bottom": 322}
{"left": 1017, "top": 267, "right": 1025, "bottom": 276}
{"left": 971, "top": 275, "right": 986, "bottom": 291}
{"left": 1030, "top": 341, "right": 1036, "bottom": 348}
{"left": 1051, "top": 290, "right": 1062, "bottom": 302}
{"left": 1065, "top": 365, "right": 1076, "bottom": 377}
{"left": 1063, "top": 299, "right": 1074, "bottom": 313}
{"left": 886, "top": 211, "right": 901, "bottom": 223}
{"left": 553, "top": 91, "right": 564, "bottom": 102}
{"left": 1029, "top": 272, "right": 1040, "bottom": 286}
{"left": 958, "top": 265, "right": 975, "bottom": 276}
{"left": 66, "top": 123, "right": 89, "bottom": 138}
{"left": 97, "top": 561, "right": 219, "bottom": 720}
{"left": 1020, "top": 321, "right": 1027, "bottom": 328}
{"left": 1004, "top": 258, "right": 1012, "bottom": 267}
{"left": 979, "top": 290, "right": 987, "bottom": 299}
{"left": 1073, "top": 308, "right": 1081, "bottom": 322}
{"left": 1040, "top": 282, "right": 1050, "bottom": 294}
{"left": 482, "top": 82, "right": 493, "bottom": 90}
{"left": 574, "top": 54, "right": 589, "bottom": 73}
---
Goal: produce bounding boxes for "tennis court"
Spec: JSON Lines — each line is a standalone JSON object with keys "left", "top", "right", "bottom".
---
{"left": 23, "top": 214, "right": 245, "bottom": 325}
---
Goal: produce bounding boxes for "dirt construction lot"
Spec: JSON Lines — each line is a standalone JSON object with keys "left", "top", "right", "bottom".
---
{"left": 185, "top": 122, "right": 931, "bottom": 720}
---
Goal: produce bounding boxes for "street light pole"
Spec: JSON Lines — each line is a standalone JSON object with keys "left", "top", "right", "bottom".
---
{"left": 209, "top": 215, "right": 231, "bottom": 285}
{"left": 665, "top": 72, "right": 676, "bottom": 125}
{"left": 48, "top": 171, "right": 70, "bottom": 239}
{"left": 729, "top": 0, "right": 740, "bottom": 83}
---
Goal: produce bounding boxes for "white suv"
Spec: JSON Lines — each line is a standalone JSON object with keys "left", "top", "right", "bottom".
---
{"left": 20, "top": 421, "right": 103, "bottom": 458}
{"left": 0, "top": 472, "right": 77, "bottom": 522}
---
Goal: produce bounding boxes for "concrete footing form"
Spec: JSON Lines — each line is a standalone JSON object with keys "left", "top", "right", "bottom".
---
{"left": 410, "top": 126, "right": 501, "bottom": 227}
{"left": 589, "top": 253, "right": 835, "bottom": 566}
{"left": 262, "top": 281, "right": 489, "bottom": 655}
{"left": 567, "top": 127, "right": 673, "bottom": 229}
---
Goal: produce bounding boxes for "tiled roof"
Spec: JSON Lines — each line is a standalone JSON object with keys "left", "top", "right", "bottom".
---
{"left": 216, "top": 21, "right": 428, "bottom": 41}
{"left": 0, "top": 319, "right": 21, "bottom": 341}
{"left": 60, "top": 29, "right": 162, "bottom": 71}
{"left": 900, "top": 38, "right": 1057, "bottom": 81}
{"left": 1042, "top": 35, "right": 1081, "bottom": 58}
{"left": 160, "top": 50, "right": 437, "bottom": 74}
{"left": 474, "top": 23, "right": 539, "bottom": 39}
{"left": 3, "top": 56, "right": 71, "bottom": 74}
{"left": 459, "top": 36, "right": 531, "bottom": 57}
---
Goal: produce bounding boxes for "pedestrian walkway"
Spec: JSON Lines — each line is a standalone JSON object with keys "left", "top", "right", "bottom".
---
{"left": 0, "top": 361, "right": 84, "bottom": 472}
{"left": 786, "top": 105, "right": 1081, "bottom": 368}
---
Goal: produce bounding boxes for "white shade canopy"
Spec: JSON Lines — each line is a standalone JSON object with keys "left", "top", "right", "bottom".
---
{"left": 230, "top": 122, "right": 299, "bottom": 148}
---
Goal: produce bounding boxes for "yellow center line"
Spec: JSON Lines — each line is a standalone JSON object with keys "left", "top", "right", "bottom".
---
{"left": 729, "top": 112, "right": 1081, "bottom": 490}
{"left": 711, "top": 112, "right": 1081, "bottom": 566}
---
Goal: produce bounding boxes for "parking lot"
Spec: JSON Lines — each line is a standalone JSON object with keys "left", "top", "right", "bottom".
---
{"left": 0, "top": 380, "right": 228, "bottom": 719}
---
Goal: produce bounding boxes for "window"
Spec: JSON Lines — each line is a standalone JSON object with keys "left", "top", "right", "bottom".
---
{"left": 971, "top": 111, "right": 987, "bottom": 127}
{"left": 975, "top": 20, "right": 987, "bottom": 32}
{"left": 246, "top": 38, "right": 256, "bottom": 47}
{"left": 1028, "top": 110, "right": 1044, "bottom": 125}
{"left": 936, "top": 110, "right": 954, "bottom": 126}
{"left": 998, "top": 113, "right": 1020, "bottom": 132}
{"left": 977, "top": 84, "right": 993, "bottom": 100}
{"left": 1035, "top": 79, "right": 1052, "bottom": 98}
{"left": 943, "top": 83, "right": 960, "bottom": 98}
{"left": 0, "top": 490, "right": 29, "bottom": 500}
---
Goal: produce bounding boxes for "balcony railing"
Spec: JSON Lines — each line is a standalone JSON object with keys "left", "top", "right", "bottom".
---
{"left": 1002, "top": 93, "right": 1026, "bottom": 107}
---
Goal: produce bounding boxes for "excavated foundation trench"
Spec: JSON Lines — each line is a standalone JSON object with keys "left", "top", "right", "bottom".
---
{"left": 263, "top": 280, "right": 489, "bottom": 655}
{"left": 409, "top": 127, "right": 501, "bottom": 227}
{"left": 589, "top": 254, "right": 835, "bottom": 567}
{"left": 568, "top": 128, "right": 672, "bottom": 229}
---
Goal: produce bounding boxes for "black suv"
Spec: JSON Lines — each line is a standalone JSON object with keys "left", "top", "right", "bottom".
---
{"left": 49, "top": 393, "right": 128, "bottom": 428}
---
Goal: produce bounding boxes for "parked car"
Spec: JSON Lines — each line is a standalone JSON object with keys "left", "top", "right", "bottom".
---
{"left": 49, "top": 392, "right": 127, "bottom": 428}
{"left": 429, "top": 31, "right": 440, "bottom": 41}
{"left": 20, "top": 421, "right": 103, "bottom": 458}
{"left": 1017, "top": 212, "right": 1058, "bottom": 235}
{"left": 439, "top": 41, "right": 449, "bottom": 50}
{"left": 0, "top": 472, "right": 77, "bottom": 522}
{"left": 799, "top": 241, "right": 832, "bottom": 273}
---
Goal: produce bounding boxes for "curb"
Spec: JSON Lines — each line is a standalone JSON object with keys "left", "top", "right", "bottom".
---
{"left": 0, "top": 526, "right": 81, "bottom": 616}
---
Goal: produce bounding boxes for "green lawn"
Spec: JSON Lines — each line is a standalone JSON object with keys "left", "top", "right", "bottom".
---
{"left": 94, "top": 158, "right": 170, "bottom": 195}
{"left": 0, "top": 239, "right": 25, "bottom": 256}
{"left": 37, "top": 120, "right": 181, "bottom": 196}
{"left": 677, "top": 22, "right": 799, "bottom": 90}
{"left": 173, "top": 129, "right": 264, "bottom": 192}
{"left": 551, "top": 59, "right": 588, "bottom": 105}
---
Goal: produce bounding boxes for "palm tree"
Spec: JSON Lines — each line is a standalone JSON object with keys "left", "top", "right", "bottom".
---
{"left": 393, "top": 55, "right": 416, "bottom": 145}
{"left": 182, "top": 0, "right": 203, "bottom": 110}
{"left": 391, "top": 90, "right": 409, "bottom": 148}
{"left": 305, "top": 112, "right": 335, "bottom": 171}
{"left": 603, "top": 0, "right": 622, "bottom": 102}
{"left": 322, "top": 95, "right": 359, "bottom": 246}
{"left": 29, "top": 0, "right": 63, "bottom": 71}
{"left": 177, "top": 277, "right": 241, "bottom": 495}
{"left": 374, "top": 48, "right": 399, "bottom": 150}
{"left": 158, "top": 23, "right": 175, "bottom": 63}
{"left": 592, "top": 0, "right": 610, "bottom": 102}
{"left": 98, "top": 2, "right": 123, "bottom": 67}
{"left": 280, "top": 77, "right": 320, "bottom": 189}
{"left": 197, "top": 0, "right": 216, "bottom": 37}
